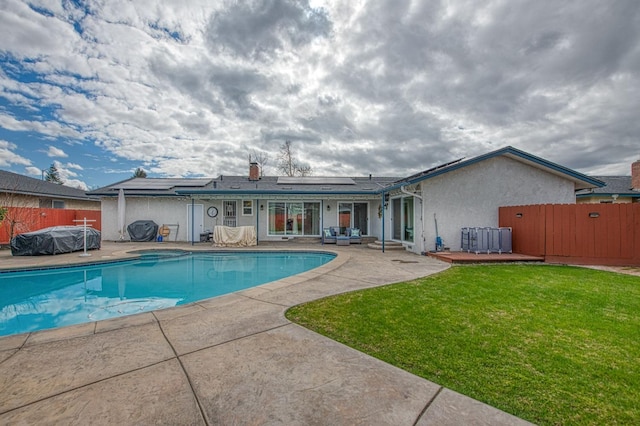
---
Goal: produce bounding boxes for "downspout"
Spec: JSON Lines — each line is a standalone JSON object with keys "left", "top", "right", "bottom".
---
{"left": 255, "top": 198, "right": 259, "bottom": 245}
{"left": 191, "top": 197, "right": 195, "bottom": 246}
{"left": 400, "top": 184, "right": 422, "bottom": 201}
{"left": 321, "top": 200, "right": 324, "bottom": 245}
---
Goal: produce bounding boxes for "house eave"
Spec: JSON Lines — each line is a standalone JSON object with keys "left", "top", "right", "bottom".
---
{"left": 177, "top": 189, "right": 381, "bottom": 197}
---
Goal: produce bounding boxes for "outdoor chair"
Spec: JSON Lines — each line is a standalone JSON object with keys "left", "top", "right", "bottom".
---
{"left": 322, "top": 227, "right": 337, "bottom": 244}
{"left": 345, "top": 227, "right": 362, "bottom": 244}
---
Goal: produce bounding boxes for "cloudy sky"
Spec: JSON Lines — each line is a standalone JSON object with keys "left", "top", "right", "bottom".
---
{"left": 1, "top": 0, "right": 638, "bottom": 190}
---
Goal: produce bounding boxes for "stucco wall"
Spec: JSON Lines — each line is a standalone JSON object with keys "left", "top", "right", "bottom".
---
{"left": 417, "top": 156, "right": 576, "bottom": 253}
{"left": 102, "top": 197, "right": 227, "bottom": 241}
{"left": 103, "top": 197, "right": 383, "bottom": 242}
{"left": 0, "top": 193, "right": 99, "bottom": 210}
{"left": 62, "top": 199, "right": 101, "bottom": 210}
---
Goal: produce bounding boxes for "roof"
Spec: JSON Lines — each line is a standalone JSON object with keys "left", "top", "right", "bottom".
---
{"left": 88, "top": 146, "right": 604, "bottom": 198}
{"left": 576, "top": 176, "right": 640, "bottom": 199}
{"left": 89, "top": 175, "right": 401, "bottom": 198}
{"left": 386, "top": 146, "right": 604, "bottom": 192}
{"left": 0, "top": 169, "right": 98, "bottom": 201}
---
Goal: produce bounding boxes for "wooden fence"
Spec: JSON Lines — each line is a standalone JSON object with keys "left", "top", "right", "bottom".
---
{"left": 0, "top": 208, "right": 101, "bottom": 244}
{"left": 499, "top": 204, "right": 640, "bottom": 266}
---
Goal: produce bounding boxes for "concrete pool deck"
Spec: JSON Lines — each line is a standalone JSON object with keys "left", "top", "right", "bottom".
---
{"left": 0, "top": 241, "right": 533, "bottom": 425}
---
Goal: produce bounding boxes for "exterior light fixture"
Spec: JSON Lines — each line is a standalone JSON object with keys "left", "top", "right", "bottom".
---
{"left": 260, "top": 204, "right": 264, "bottom": 211}
{"left": 589, "top": 212, "right": 600, "bottom": 218}
{"left": 327, "top": 204, "right": 331, "bottom": 211}
{"left": 516, "top": 213, "right": 523, "bottom": 218}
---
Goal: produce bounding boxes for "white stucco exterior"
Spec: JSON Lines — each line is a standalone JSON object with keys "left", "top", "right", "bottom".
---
{"left": 102, "top": 196, "right": 385, "bottom": 243}
{"left": 103, "top": 197, "right": 235, "bottom": 241}
{"left": 407, "top": 156, "right": 576, "bottom": 254}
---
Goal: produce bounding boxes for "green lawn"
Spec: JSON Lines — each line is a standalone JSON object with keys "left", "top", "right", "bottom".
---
{"left": 286, "top": 265, "right": 640, "bottom": 425}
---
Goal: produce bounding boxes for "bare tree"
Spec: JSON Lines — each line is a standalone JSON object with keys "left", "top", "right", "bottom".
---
{"left": 0, "top": 179, "right": 40, "bottom": 242}
{"left": 297, "top": 164, "right": 312, "bottom": 177}
{"left": 277, "top": 140, "right": 313, "bottom": 177}
{"left": 249, "top": 150, "right": 270, "bottom": 176}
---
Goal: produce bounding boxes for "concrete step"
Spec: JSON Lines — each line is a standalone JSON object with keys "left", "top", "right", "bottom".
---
{"left": 367, "top": 240, "right": 406, "bottom": 250}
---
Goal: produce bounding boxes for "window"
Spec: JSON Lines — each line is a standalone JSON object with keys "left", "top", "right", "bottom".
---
{"left": 268, "top": 202, "right": 320, "bottom": 236}
{"left": 242, "top": 200, "right": 253, "bottom": 216}
{"left": 223, "top": 201, "right": 237, "bottom": 227}
{"left": 39, "top": 199, "right": 65, "bottom": 208}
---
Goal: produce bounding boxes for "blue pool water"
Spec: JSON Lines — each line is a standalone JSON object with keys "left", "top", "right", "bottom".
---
{"left": 0, "top": 250, "right": 335, "bottom": 337}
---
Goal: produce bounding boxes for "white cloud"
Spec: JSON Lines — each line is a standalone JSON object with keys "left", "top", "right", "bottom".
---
{"left": 47, "top": 145, "right": 68, "bottom": 157}
{"left": 0, "top": 0, "right": 639, "bottom": 186}
{"left": 0, "top": 140, "right": 32, "bottom": 167}
{"left": 25, "top": 166, "right": 43, "bottom": 177}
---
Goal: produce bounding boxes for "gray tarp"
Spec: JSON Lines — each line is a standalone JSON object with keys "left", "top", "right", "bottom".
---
{"left": 11, "top": 226, "right": 101, "bottom": 256}
{"left": 127, "top": 220, "right": 158, "bottom": 242}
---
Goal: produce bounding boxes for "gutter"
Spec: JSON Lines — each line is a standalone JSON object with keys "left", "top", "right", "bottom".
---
{"left": 175, "top": 189, "right": 380, "bottom": 196}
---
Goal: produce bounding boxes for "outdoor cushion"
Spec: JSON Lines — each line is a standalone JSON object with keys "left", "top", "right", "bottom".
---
{"left": 324, "top": 229, "right": 332, "bottom": 237}
{"left": 346, "top": 227, "right": 362, "bottom": 244}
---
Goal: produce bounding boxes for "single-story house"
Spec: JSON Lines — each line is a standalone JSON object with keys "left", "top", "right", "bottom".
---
{"left": 89, "top": 146, "right": 603, "bottom": 254}
{"left": 0, "top": 169, "right": 100, "bottom": 210}
{"left": 576, "top": 160, "right": 640, "bottom": 203}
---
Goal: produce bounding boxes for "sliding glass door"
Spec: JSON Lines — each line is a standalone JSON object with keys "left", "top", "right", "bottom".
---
{"left": 391, "top": 196, "right": 414, "bottom": 243}
{"left": 268, "top": 202, "right": 320, "bottom": 236}
{"left": 338, "top": 202, "right": 368, "bottom": 235}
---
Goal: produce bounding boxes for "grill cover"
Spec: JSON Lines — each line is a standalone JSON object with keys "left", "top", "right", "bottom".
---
{"left": 127, "top": 220, "right": 158, "bottom": 242}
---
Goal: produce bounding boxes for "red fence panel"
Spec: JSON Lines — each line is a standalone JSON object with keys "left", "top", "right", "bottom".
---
{"left": 499, "top": 205, "right": 546, "bottom": 256}
{"left": 0, "top": 208, "right": 101, "bottom": 244}
{"left": 73, "top": 210, "right": 102, "bottom": 231}
{"left": 499, "top": 203, "right": 640, "bottom": 266}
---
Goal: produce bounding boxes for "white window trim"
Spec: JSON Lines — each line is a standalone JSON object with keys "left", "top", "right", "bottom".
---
{"left": 242, "top": 200, "right": 253, "bottom": 216}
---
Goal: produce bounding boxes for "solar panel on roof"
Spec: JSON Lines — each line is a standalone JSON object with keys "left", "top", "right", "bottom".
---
{"left": 277, "top": 177, "right": 355, "bottom": 185}
{"left": 400, "top": 157, "right": 465, "bottom": 182}
{"left": 114, "top": 178, "right": 211, "bottom": 190}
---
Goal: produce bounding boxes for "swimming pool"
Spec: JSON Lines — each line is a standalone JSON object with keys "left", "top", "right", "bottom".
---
{"left": 0, "top": 250, "right": 335, "bottom": 337}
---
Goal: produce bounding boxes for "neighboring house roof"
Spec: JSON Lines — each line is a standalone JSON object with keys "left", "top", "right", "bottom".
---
{"left": 386, "top": 146, "right": 604, "bottom": 192}
{"left": 88, "top": 146, "right": 603, "bottom": 198}
{"left": 0, "top": 169, "right": 98, "bottom": 201}
{"left": 576, "top": 176, "right": 640, "bottom": 200}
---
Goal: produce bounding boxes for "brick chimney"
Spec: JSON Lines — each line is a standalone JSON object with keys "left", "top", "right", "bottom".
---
{"left": 249, "top": 162, "right": 260, "bottom": 181}
{"left": 633, "top": 159, "right": 640, "bottom": 190}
